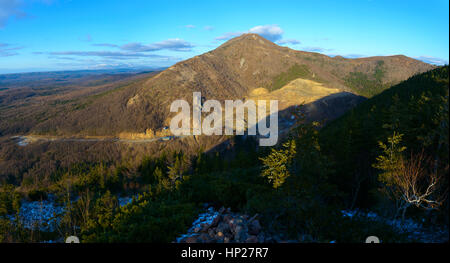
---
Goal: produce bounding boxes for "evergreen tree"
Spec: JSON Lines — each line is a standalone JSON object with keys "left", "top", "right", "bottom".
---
{"left": 260, "top": 140, "right": 296, "bottom": 189}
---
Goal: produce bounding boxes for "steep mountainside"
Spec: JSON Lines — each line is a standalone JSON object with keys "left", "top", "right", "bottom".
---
{"left": 30, "top": 34, "right": 434, "bottom": 137}
{"left": 319, "top": 66, "right": 449, "bottom": 207}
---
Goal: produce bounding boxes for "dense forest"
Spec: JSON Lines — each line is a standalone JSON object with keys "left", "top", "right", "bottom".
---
{"left": 0, "top": 66, "right": 448, "bottom": 243}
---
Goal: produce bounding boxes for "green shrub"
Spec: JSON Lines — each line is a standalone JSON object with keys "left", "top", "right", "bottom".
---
{"left": 270, "top": 64, "right": 312, "bottom": 91}
{"left": 82, "top": 196, "right": 198, "bottom": 243}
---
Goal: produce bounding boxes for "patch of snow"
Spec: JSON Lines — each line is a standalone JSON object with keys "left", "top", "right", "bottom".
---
{"left": 176, "top": 207, "right": 219, "bottom": 243}
{"left": 8, "top": 194, "right": 135, "bottom": 233}
{"left": 341, "top": 209, "right": 449, "bottom": 243}
{"left": 118, "top": 196, "right": 133, "bottom": 207}
{"left": 8, "top": 196, "right": 64, "bottom": 232}
{"left": 11, "top": 136, "right": 30, "bottom": 146}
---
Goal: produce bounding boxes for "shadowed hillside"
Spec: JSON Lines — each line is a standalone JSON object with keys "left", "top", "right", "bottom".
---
{"left": 320, "top": 66, "right": 449, "bottom": 210}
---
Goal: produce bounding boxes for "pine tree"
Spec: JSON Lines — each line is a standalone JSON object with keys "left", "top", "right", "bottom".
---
{"left": 373, "top": 132, "right": 407, "bottom": 186}
{"left": 154, "top": 167, "right": 170, "bottom": 191}
{"left": 167, "top": 154, "right": 187, "bottom": 189}
{"left": 260, "top": 140, "right": 296, "bottom": 189}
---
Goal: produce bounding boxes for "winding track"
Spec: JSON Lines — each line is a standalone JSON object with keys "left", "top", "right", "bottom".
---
{"left": 11, "top": 135, "right": 187, "bottom": 146}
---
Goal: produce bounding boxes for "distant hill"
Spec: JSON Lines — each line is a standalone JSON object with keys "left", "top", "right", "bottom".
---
{"left": 0, "top": 68, "right": 162, "bottom": 88}
{"left": 29, "top": 34, "right": 434, "bottom": 137}
{"left": 0, "top": 70, "right": 159, "bottom": 136}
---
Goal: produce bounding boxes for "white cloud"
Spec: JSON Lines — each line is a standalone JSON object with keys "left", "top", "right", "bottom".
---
{"left": 0, "top": 43, "right": 22, "bottom": 56}
{"left": 49, "top": 56, "right": 180, "bottom": 72}
{"left": 301, "top": 46, "right": 328, "bottom": 52}
{"left": 248, "top": 25, "right": 284, "bottom": 42}
{"left": 214, "top": 31, "right": 244, "bottom": 41}
{"left": 184, "top": 24, "right": 195, "bottom": 29}
{"left": 78, "top": 34, "right": 92, "bottom": 42}
{"left": 35, "top": 37, "right": 194, "bottom": 64}
{"left": 0, "top": 0, "right": 24, "bottom": 28}
{"left": 215, "top": 32, "right": 243, "bottom": 41}
{"left": 415, "top": 56, "right": 448, "bottom": 65}
{"left": 204, "top": 25, "right": 214, "bottom": 31}
{"left": 277, "top": 39, "right": 301, "bottom": 45}
{"left": 342, "top": 54, "right": 365, "bottom": 59}
{"left": 0, "top": 0, "right": 54, "bottom": 28}
{"left": 215, "top": 25, "right": 285, "bottom": 42}
{"left": 92, "top": 43, "right": 118, "bottom": 48}
{"left": 326, "top": 53, "right": 365, "bottom": 58}
{"left": 120, "top": 38, "right": 194, "bottom": 52}
{"left": 48, "top": 51, "right": 166, "bottom": 58}
{"left": 215, "top": 25, "right": 298, "bottom": 44}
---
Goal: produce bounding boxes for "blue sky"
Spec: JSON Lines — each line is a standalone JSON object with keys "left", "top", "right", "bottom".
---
{"left": 0, "top": 0, "right": 448, "bottom": 74}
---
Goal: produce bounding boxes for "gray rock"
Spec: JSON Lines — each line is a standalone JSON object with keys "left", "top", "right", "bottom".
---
{"left": 257, "top": 232, "right": 265, "bottom": 243}
{"left": 216, "top": 221, "right": 231, "bottom": 234}
{"left": 198, "top": 233, "right": 211, "bottom": 243}
{"left": 246, "top": 235, "right": 258, "bottom": 243}
{"left": 208, "top": 228, "right": 215, "bottom": 238}
{"left": 248, "top": 219, "right": 261, "bottom": 235}
{"left": 223, "top": 214, "right": 232, "bottom": 223}
{"left": 248, "top": 213, "right": 259, "bottom": 223}
{"left": 201, "top": 223, "right": 210, "bottom": 232}
{"left": 185, "top": 236, "right": 198, "bottom": 243}
{"left": 210, "top": 214, "right": 221, "bottom": 227}
{"left": 234, "top": 224, "right": 248, "bottom": 242}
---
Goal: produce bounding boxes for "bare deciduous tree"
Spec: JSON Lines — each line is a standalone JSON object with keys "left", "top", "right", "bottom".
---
{"left": 394, "top": 151, "right": 446, "bottom": 220}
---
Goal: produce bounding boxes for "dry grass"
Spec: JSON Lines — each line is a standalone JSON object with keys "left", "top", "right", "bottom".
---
{"left": 247, "top": 78, "right": 340, "bottom": 111}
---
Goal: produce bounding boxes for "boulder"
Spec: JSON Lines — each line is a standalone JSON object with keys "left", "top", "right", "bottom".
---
{"left": 177, "top": 207, "right": 270, "bottom": 244}
{"left": 201, "top": 223, "right": 210, "bottom": 232}
{"left": 245, "top": 235, "right": 258, "bottom": 243}
{"left": 223, "top": 214, "right": 232, "bottom": 224}
{"left": 198, "top": 233, "right": 212, "bottom": 243}
{"left": 248, "top": 219, "right": 261, "bottom": 235}
{"left": 273, "top": 235, "right": 281, "bottom": 243}
{"left": 234, "top": 224, "right": 248, "bottom": 242}
{"left": 185, "top": 236, "right": 198, "bottom": 243}
{"left": 248, "top": 213, "right": 259, "bottom": 223}
{"left": 265, "top": 236, "right": 274, "bottom": 243}
{"left": 257, "top": 232, "right": 265, "bottom": 243}
{"left": 216, "top": 221, "right": 231, "bottom": 234}
{"left": 229, "top": 218, "right": 244, "bottom": 233}
{"left": 208, "top": 228, "right": 215, "bottom": 238}
{"left": 210, "top": 215, "right": 221, "bottom": 227}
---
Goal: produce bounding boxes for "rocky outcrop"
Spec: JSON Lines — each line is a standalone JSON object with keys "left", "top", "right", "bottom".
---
{"left": 176, "top": 207, "right": 293, "bottom": 243}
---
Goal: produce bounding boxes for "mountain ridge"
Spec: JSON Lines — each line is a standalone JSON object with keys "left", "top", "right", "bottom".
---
{"left": 30, "top": 33, "right": 434, "bottom": 136}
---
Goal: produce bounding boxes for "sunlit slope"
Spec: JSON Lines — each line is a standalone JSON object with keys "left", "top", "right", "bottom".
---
{"left": 247, "top": 78, "right": 341, "bottom": 110}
